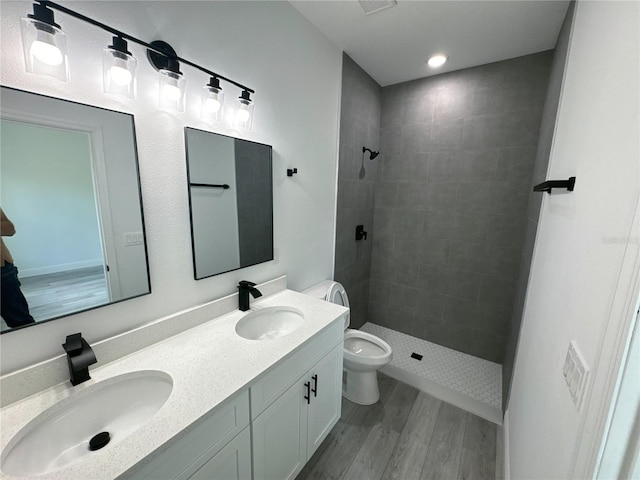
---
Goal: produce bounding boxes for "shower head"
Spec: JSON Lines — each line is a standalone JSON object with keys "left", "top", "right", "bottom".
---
{"left": 363, "top": 147, "right": 380, "bottom": 160}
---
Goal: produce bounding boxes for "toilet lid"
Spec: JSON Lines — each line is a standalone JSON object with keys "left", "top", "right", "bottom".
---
{"left": 327, "top": 282, "right": 350, "bottom": 329}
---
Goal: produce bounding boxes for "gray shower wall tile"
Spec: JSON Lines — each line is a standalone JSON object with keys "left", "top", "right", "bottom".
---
{"left": 396, "top": 153, "right": 430, "bottom": 182}
{"left": 366, "top": 50, "right": 552, "bottom": 362}
{"left": 484, "top": 214, "right": 528, "bottom": 248}
{"left": 446, "top": 269, "right": 484, "bottom": 301}
{"left": 423, "top": 211, "right": 488, "bottom": 243}
{"left": 395, "top": 208, "right": 426, "bottom": 236}
{"left": 401, "top": 124, "right": 431, "bottom": 156}
{"left": 455, "top": 181, "right": 496, "bottom": 214}
{"left": 418, "top": 236, "right": 450, "bottom": 267}
{"left": 374, "top": 181, "right": 400, "bottom": 208}
{"left": 428, "top": 117, "right": 464, "bottom": 151}
{"left": 396, "top": 182, "right": 429, "bottom": 208}
{"left": 501, "top": 109, "right": 544, "bottom": 146}
{"left": 492, "top": 181, "right": 531, "bottom": 215}
{"left": 380, "top": 127, "right": 402, "bottom": 155}
{"left": 402, "top": 88, "right": 436, "bottom": 125}
{"left": 335, "top": 237, "right": 357, "bottom": 270}
{"left": 495, "top": 146, "right": 538, "bottom": 183}
{"left": 478, "top": 276, "right": 517, "bottom": 308}
{"left": 457, "top": 149, "right": 500, "bottom": 181}
{"left": 425, "top": 181, "right": 458, "bottom": 212}
{"left": 434, "top": 86, "right": 474, "bottom": 122}
{"left": 468, "top": 332, "right": 507, "bottom": 364}
{"left": 388, "top": 283, "right": 422, "bottom": 312}
{"left": 462, "top": 114, "right": 504, "bottom": 149}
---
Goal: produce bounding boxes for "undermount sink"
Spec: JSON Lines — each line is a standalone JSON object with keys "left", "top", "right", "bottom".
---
{"left": 1, "top": 370, "right": 173, "bottom": 477}
{"left": 235, "top": 306, "right": 305, "bottom": 340}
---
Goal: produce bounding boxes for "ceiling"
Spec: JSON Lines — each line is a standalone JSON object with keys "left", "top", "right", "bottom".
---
{"left": 290, "top": 1, "right": 570, "bottom": 87}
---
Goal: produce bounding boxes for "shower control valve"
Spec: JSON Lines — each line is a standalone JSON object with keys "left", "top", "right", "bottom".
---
{"left": 355, "top": 225, "right": 367, "bottom": 241}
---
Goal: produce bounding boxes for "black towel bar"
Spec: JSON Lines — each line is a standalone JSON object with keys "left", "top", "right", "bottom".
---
{"left": 533, "top": 177, "right": 576, "bottom": 194}
{"left": 190, "top": 183, "right": 230, "bottom": 189}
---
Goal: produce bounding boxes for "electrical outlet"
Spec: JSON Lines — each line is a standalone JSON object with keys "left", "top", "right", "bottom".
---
{"left": 562, "top": 341, "right": 590, "bottom": 411}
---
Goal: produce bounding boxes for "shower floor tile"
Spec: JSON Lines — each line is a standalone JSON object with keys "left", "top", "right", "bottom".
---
{"left": 361, "top": 322, "right": 503, "bottom": 424}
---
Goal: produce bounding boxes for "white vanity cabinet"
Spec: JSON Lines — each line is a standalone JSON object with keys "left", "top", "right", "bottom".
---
{"left": 251, "top": 322, "right": 344, "bottom": 480}
{"left": 121, "top": 391, "right": 251, "bottom": 480}
{"left": 122, "top": 318, "right": 344, "bottom": 480}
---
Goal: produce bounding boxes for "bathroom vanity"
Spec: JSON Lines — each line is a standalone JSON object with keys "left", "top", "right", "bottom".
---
{"left": 0, "top": 285, "right": 348, "bottom": 480}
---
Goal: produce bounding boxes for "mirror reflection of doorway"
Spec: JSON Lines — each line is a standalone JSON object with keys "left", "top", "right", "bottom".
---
{"left": 0, "top": 119, "right": 111, "bottom": 327}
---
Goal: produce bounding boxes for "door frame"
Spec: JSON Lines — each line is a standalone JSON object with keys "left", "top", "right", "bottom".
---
{"left": 0, "top": 108, "right": 119, "bottom": 301}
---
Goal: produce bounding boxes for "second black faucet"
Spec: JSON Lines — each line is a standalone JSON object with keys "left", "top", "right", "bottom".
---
{"left": 238, "top": 281, "right": 262, "bottom": 311}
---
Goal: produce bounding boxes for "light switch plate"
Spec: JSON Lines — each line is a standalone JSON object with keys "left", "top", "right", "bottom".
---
{"left": 563, "top": 341, "right": 590, "bottom": 411}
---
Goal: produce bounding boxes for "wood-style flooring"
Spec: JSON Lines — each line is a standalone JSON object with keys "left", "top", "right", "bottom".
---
{"left": 297, "top": 373, "right": 497, "bottom": 480}
{"left": 20, "top": 266, "right": 108, "bottom": 321}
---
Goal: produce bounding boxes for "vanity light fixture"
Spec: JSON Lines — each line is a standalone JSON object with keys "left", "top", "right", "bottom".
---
{"left": 19, "top": 1, "right": 255, "bottom": 125}
{"left": 202, "top": 76, "right": 224, "bottom": 123}
{"left": 235, "top": 90, "right": 254, "bottom": 130}
{"left": 103, "top": 36, "right": 136, "bottom": 98}
{"left": 20, "top": 2, "right": 69, "bottom": 81}
{"left": 427, "top": 53, "right": 448, "bottom": 68}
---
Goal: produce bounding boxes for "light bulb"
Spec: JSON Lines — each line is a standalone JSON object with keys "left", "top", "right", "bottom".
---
{"left": 163, "top": 83, "right": 182, "bottom": 101}
{"left": 427, "top": 54, "right": 447, "bottom": 68}
{"left": 31, "top": 38, "right": 62, "bottom": 66}
{"left": 109, "top": 65, "right": 132, "bottom": 86}
{"left": 205, "top": 97, "right": 221, "bottom": 113}
{"left": 236, "top": 106, "right": 250, "bottom": 123}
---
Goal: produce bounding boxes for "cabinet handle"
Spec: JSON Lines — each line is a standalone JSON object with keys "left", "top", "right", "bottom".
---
{"left": 304, "top": 381, "right": 311, "bottom": 404}
{"left": 311, "top": 374, "right": 318, "bottom": 397}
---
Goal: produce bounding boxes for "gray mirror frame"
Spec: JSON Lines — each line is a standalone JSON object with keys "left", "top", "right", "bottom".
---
{"left": 0, "top": 86, "right": 151, "bottom": 333}
{"left": 184, "top": 127, "right": 274, "bottom": 280}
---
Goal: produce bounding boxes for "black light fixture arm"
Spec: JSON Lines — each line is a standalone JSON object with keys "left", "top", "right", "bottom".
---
{"left": 35, "top": 0, "right": 255, "bottom": 94}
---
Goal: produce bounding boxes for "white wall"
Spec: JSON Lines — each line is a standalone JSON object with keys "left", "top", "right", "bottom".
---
{"left": 507, "top": 1, "right": 639, "bottom": 477}
{"left": 0, "top": 1, "right": 341, "bottom": 373}
{"left": 0, "top": 120, "right": 103, "bottom": 276}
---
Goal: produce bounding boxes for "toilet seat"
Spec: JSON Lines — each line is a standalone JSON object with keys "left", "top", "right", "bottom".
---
{"left": 343, "top": 329, "right": 392, "bottom": 371}
{"left": 344, "top": 330, "right": 389, "bottom": 357}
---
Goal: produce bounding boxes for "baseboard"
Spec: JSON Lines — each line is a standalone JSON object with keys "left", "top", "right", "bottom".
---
{"left": 381, "top": 363, "right": 503, "bottom": 425}
{"left": 20, "top": 259, "right": 103, "bottom": 277}
{"left": 503, "top": 409, "right": 511, "bottom": 479}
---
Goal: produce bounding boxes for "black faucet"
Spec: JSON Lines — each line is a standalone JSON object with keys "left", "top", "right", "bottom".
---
{"left": 238, "top": 280, "right": 262, "bottom": 311}
{"left": 62, "top": 333, "right": 97, "bottom": 386}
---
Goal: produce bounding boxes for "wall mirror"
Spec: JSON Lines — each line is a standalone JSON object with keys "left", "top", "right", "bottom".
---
{"left": 0, "top": 86, "right": 150, "bottom": 333}
{"left": 184, "top": 127, "right": 273, "bottom": 279}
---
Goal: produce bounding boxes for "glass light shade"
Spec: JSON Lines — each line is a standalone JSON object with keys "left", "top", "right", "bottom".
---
{"left": 103, "top": 48, "right": 137, "bottom": 98}
{"left": 20, "top": 17, "right": 69, "bottom": 82}
{"left": 235, "top": 97, "right": 254, "bottom": 131}
{"left": 159, "top": 69, "right": 186, "bottom": 112}
{"left": 201, "top": 85, "right": 224, "bottom": 122}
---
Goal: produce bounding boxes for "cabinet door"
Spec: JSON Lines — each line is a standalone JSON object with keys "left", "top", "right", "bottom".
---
{"left": 252, "top": 380, "right": 308, "bottom": 480}
{"left": 188, "top": 427, "right": 251, "bottom": 480}
{"left": 307, "top": 343, "right": 343, "bottom": 458}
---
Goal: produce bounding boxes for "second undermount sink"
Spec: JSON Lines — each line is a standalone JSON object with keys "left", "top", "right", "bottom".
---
{"left": 1, "top": 370, "right": 173, "bottom": 477}
{"left": 235, "top": 306, "right": 305, "bottom": 340}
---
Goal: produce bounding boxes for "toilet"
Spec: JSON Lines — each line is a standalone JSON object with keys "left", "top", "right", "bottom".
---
{"left": 302, "top": 281, "right": 393, "bottom": 405}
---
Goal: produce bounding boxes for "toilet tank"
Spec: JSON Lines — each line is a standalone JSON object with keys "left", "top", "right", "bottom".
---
{"left": 301, "top": 280, "right": 335, "bottom": 300}
{"left": 301, "top": 281, "right": 350, "bottom": 329}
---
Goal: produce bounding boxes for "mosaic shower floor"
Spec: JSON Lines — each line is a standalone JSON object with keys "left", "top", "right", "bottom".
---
{"left": 361, "top": 322, "right": 503, "bottom": 424}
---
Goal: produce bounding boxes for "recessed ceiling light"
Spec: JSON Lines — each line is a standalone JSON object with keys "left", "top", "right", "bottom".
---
{"left": 427, "top": 54, "right": 448, "bottom": 68}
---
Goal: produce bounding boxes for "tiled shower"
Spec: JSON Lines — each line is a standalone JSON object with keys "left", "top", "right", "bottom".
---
{"left": 334, "top": 2, "right": 572, "bottom": 412}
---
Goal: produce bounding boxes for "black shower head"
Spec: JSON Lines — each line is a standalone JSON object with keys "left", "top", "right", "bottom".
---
{"left": 362, "top": 147, "right": 380, "bottom": 160}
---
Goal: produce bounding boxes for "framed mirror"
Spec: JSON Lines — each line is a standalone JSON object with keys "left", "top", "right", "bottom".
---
{"left": 0, "top": 86, "right": 150, "bottom": 332}
{"left": 184, "top": 127, "right": 273, "bottom": 280}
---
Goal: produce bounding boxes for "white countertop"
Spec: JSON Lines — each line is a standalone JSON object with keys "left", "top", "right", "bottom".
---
{"left": 0, "top": 289, "right": 348, "bottom": 480}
